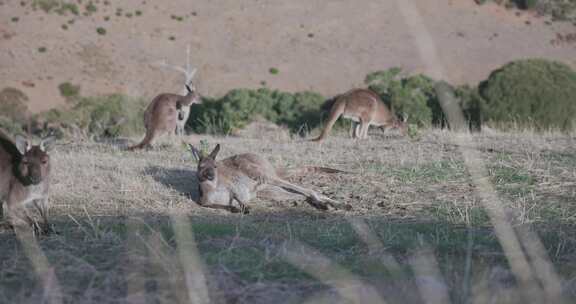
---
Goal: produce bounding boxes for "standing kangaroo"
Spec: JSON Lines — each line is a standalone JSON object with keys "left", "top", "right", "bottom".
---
{"left": 0, "top": 130, "right": 55, "bottom": 234}
{"left": 188, "top": 144, "right": 351, "bottom": 213}
{"left": 128, "top": 84, "right": 201, "bottom": 150}
{"left": 312, "top": 88, "right": 407, "bottom": 142}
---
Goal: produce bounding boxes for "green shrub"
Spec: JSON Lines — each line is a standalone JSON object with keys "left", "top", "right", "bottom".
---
{"left": 479, "top": 58, "right": 576, "bottom": 131}
{"left": 0, "top": 87, "right": 29, "bottom": 121}
{"left": 33, "top": 0, "right": 59, "bottom": 12}
{"left": 58, "top": 82, "right": 80, "bottom": 100}
{"left": 41, "top": 94, "right": 146, "bottom": 138}
{"left": 33, "top": 0, "right": 78, "bottom": 15}
{"left": 188, "top": 88, "right": 326, "bottom": 135}
{"left": 85, "top": 2, "right": 97, "bottom": 13}
{"left": 96, "top": 27, "right": 106, "bottom": 35}
{"left": 0, "top": 116, "right": 23, "bottom": 136}
{"left": 455, "top": 85, "right": 486, "bottom": 131}
{"left": 0, "top": 87, "right": 28, "bottom": 136}
{"left": 365, "top": 68, "right": 436, "bottom": 128}
{"left": 478, "top": 0, "right": 576, "bottom": 22}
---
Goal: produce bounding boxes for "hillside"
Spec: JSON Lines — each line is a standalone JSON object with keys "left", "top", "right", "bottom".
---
{"left": 1, "top": 0, "right": 575, "bottom": 113}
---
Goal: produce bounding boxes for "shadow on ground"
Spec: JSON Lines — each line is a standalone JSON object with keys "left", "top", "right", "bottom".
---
{"left": 144, "top": 165, "right": 200, "bottom": 202}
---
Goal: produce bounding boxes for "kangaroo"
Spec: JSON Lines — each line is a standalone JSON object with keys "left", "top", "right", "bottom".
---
{"left": 128, "top": 84, "right": 201, "bottom": 150}
{"left": 188, "top": 144, "right": 351, "bottom": 213}
{"left": 0, "top": 130, "right": 55, "bottom": 234}
{"left": 312, "top": 88, "right": 407, "bottom": 142}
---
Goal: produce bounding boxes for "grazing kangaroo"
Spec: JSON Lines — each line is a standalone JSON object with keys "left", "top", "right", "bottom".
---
{"left": 188, "top": 144, "right": 351, "bottom": 213}
{"left": 312, "top": 88, "right": 407, "bottom": 142}
{"left": 128, "top": 84, "right": 201, "bottom": 150}
{"left": 0, "top": 130, "right": 55, "bottom": 234}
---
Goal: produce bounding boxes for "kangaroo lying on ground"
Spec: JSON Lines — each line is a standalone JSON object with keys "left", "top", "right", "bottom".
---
{"left": 312, "top": 88, "right": 407, "bottom": 142}
{"left": 128, "top": 84, "right": 201, "bottom": 150}
{"left": 188, "top": 144, "right": 351, "bottom": 213}
{"left": 0, "top": 130, "right": 55, "bottom": 234}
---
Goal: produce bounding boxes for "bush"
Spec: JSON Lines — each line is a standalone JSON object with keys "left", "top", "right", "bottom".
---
{"left": 455, "top": 85, "right": 486, "bottom": 132}
{"left": 479, "top": 58, "right": 576, "bottom": 131}
{"left": 365, "top": 68, "right": 436, "bottom": 128}
{"left": 40, "top": 94, "right": 147, "bottom": 138}
{"left": 187, "top": 88, "right": 326, "bottom": 135}
{"left": 0, "top": 116, "right": 24, "bottom": 136}
{"left": 477, "top": 0, "right": 576, "bottom": 22}
{"left": 0, "top": 87, "right": 29, "bottom": 122}
{"left": 58, "top": 82, "right": 81, "bottom": 100}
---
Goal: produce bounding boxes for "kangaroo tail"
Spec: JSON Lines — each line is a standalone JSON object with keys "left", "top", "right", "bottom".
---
{"left": 127, "top": 130, "right": 154, "bottom": 151}
{"left": 310, "top": 100, "right": 345, "bottom": 142}
{"left": 277, "top": 166, "right": 351, "bottom": 179}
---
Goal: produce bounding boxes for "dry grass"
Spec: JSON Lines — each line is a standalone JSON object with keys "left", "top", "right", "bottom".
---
{"left": 1, "top": 129, "right": 575, "bottom": 303}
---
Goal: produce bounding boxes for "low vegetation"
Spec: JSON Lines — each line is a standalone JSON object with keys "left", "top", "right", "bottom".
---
{"left": 476, "top": 0, "right": 576, "bottom": 23}
{"left": 1, "top": 131, "right": 575, "bottom": 303}
{"left": 188, "top": 88, "right": 326, "bottom": 135}
{"left": 39, "top": 94, "right": 147, "bottom": 139}
{"left": 479, "top": 58, "right": 576, "bottom": 131}
{"left": 58, "top": 82, "right": 81, "bottom": 100}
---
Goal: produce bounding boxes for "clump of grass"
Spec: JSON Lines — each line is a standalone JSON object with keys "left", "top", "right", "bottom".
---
{"left": 387, "top": 160, "right": 466, "bottom": 183}
{"left": 61, "top": 24, "right": 68, "bottom": 30}
{"left": 269, "top": 67, "right": 279, "bottom": 75}
{"left": 38, "top": 46, "right": 47, "bottom": 53}
{"left": 135, "top": 10, "right": 142, "bottom": 16}
{"left": 125, "top": 12, "right": 133, "bottom": 18}
{"left": 96, "top": 27, "right": 106, "bottom": 35}
{"left": 58, "top": 2, "right": 78, "bottom": 15}
{"left": 103, "top": 16, "right": 110, "bottom": 21}
{"left": 85, "top": 2, "right": 97, "bottom": 13}
{"left": 11, "top": 16, "right": 19, "bottom": 22}
{"left": 168, "top": 36, "right": 176, "bottom": 41}
{"left": 407, "top": 124, "right": 421, "bottom": 141}
{"left": 33, "top": 0, "right": 59, "bottom": 12}
{"left": 58, "top": 82, "right": 80, "bottom": 100}
{"left": 171, "top": 14, "right": 184, "bottom": 21}
{"left": 0, "top": 87, "right": 29, "bottom": 121}
{"left": 32, "top": 0, "right": 78, "bottom": 15}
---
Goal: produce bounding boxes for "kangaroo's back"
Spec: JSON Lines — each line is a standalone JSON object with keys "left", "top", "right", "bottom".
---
{"left": 219, "top": 153, "right": 278, "bottom": 181}
{"left": 0, "top": 130, "right": 17, "bottom": 195}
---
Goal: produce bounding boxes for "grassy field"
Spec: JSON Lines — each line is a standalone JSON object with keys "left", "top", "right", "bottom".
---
{"left": 1, "top": 129, "right": 575, "bottom": 303}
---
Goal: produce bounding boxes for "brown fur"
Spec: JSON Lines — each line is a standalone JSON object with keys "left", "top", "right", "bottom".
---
{"left": 128, "top": 85, "right": 201, "bottom": 151}
{"left": 0, "top": 129, "right": 55, "bottom": 234}
{"left": 312, "top": 88, "right": 407, "bottom": 142}
{"left": 188, "top": 144, "right": 351, "bottom": 213}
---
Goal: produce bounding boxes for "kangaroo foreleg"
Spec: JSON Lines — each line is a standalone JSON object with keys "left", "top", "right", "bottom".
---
{"left": 33, "top": 198, "right": 54, "bottom": 234}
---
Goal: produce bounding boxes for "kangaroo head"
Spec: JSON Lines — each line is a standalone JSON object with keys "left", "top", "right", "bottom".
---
{"left": 392, "top": 114, "right": 409, "bottom": 136}
{"left": 14, "top": 136, "right": 55, "bottom": 185}
{"left": 189, "top": 143, "right": 220, "bottom": 183}
{"left": 184, "top": 83, "right": 202, "bottom": 105}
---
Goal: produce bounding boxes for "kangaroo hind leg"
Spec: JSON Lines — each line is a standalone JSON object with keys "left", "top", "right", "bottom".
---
{"left": 268, "top": 178, "right": 350, "bottom": 211}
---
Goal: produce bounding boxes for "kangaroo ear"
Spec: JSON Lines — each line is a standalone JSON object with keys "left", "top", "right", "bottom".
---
{"left": 208, "top": 144, "right": 220, "bottom": 160}
{"left": 40, "top": 136, "right": 56, "bottom": 152}
{"left": 187, "top": 144, "right": 202, "bottom": 162}
{"left": 14, "top": 135, "right": 30, "bottom": 155}
{"left": 403, "top": 114, "right": 409, "bottom": 123}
